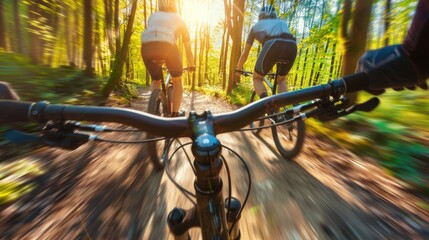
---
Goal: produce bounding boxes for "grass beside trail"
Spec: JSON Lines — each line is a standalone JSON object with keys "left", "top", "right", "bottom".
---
{"left": 0, "top": 51, "right": 102, "bottom": 205}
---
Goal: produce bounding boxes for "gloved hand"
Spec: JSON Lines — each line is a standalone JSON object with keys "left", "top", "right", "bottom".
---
{"left": 0, "top": 82, "right": 20, "bottom": 100}
{"left": 356, "top": 44, "right": 428, "bottom": 95}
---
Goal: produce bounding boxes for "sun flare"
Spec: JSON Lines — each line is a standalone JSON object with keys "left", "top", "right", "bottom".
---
{"left": 181, "top": 0, "right": 222, "bottom": 27}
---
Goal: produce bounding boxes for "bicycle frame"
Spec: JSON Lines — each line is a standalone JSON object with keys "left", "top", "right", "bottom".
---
{"left": 160, "top": 69, "right": 173, "bottom": 115}
{"left": 167, "top": 111, "right": 241, "bottom": 239}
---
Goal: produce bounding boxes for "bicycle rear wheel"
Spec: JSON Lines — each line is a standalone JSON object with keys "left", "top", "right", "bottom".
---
{"left": 146, "top": 89, "right": 169, "bottom": 170}
{"left": 271, "top": 107, "right": 305, "bottom": 160}
{"left": 249, "top": 90, "right": 266, "bottom": 134}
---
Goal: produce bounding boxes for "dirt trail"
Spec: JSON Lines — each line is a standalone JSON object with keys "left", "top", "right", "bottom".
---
{"left": 0, "top": 88, "right": 428, "bottom": 239}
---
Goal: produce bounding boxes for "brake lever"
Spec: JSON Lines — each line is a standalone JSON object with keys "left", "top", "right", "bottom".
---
{"left": 41, "top": 132, "right": 90, "bottom": 150}
{"left": 4, "top": 128, "right": 91, "bottom": 150}
{"left": 315, "top": 97, "right": 380, "bottom": 122}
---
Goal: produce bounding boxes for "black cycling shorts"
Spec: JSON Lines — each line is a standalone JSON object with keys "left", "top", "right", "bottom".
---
{"left": 255, "top": 39, "right": 297, "bottom": 76}
{"left": 141, "top": 42, "right": 183, "bottom": 80}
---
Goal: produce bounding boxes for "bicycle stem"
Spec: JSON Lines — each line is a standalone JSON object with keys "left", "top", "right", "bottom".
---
{"left": 167, "top": 111, "right": 241, "bottom": 240}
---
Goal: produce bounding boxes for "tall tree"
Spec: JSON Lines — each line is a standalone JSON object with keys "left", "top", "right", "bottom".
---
{"left": 383, "top": 0, "right": 392, "bottom": 47}
{"left": 102, "top": 0, "right": 138, "bottom": 98}
{"left": 0, "top": 1, "right": 7, "bottom": 49}
{"left": 27, "top": 0, "right": 44, "bottom": 64}
{"left": 225, "top": 0, "right": 245, "bottom": 94}
{"left": 83, "top": 0, "right": 94, "bottom": 77}
{"left": 13, "top": 0, "right": 24, "bottom": 54}
{"left": 339, "top": 0, "right": 373, "bottom": 103}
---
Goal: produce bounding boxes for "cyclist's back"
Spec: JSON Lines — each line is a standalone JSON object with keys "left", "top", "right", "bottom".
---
{"left": 236, "top": 4, "right": 297, "bottom": 99}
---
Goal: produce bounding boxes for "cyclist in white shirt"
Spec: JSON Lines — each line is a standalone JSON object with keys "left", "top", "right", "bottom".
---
{"left": 141, "top": 0, "right": 194, "bottom": 117}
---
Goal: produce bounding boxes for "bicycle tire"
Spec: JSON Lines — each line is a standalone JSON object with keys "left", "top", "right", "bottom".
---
{"left": 146, "top": 89, "right": 169, "bottom": 170}
{"left": 248, "top": 90, "right": 265, "bottom": 134}
{"left": 271, "top": 108, "right": 305, "bottom": 160}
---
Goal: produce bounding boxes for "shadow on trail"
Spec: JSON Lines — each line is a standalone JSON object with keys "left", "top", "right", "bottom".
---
{"left": 218, "top": 131, "right": 429, "bottom": 239}
{"left": 79, "top": 142, "right": 167, "bottom": 239}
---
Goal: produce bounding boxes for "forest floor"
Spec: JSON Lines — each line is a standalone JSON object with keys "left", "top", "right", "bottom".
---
{"left": 0, "top": 88, "right": 428, "bottom": 239}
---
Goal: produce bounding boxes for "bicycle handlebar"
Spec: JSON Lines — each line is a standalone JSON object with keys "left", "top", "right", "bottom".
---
{"left": 0, "top": 73, "right": 369, "bottom": 138}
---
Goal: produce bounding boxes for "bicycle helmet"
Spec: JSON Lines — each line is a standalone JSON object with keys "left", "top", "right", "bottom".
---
{"left": 258, "top": 5, "right": 277, "bottom": 20}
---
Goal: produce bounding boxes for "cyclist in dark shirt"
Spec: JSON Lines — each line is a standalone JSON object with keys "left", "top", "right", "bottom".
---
{"left": 356, "top": 0, "right": 428, "bottom": 94}
{"left": 236, "top": 4, "right": 297, "bottom": 99}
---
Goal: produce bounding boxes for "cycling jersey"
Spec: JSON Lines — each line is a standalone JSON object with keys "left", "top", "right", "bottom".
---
{"left": 245, "top": 19, "right": 297, "bottom": 76}
{"left": 246, "top": 19, "right": 294, "bottom": 45}
{"left": 141, "top": 12, "right": 190, "bottom": 45}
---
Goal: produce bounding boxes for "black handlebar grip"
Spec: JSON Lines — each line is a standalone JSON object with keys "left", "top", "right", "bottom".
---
{"left": 342, "top": 72, "right": 370, "bottom": 93}
{"left": 0, "top": 100, "right": 32, "bottom": 123}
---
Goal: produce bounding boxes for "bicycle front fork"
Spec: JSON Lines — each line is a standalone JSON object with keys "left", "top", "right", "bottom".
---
{"left": 167, "top": 197, "right": 242, "bottom": 240}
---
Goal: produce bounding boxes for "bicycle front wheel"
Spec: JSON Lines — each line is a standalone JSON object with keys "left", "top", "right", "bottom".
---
{"left": 271, "top": 109, "right": 306, "bottom": 160}
{"left": 146, "top": 89, "right": 169, "bottom": 170}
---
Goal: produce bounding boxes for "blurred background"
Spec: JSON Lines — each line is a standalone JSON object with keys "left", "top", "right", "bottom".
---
{"left": 0, "top": 0, "right": 428, "bottom": 238}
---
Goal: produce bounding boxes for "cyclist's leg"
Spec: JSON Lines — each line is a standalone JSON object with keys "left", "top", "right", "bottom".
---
{"left": 170, "top": 76, "right": 183, "bottom": 114}
{"left": 252, "top": 72, "right": 267, "bottom": 98}
{"left": 254, "top": 40, "right": 278, "bottom": 98}
{"left": 141, "top": 42, "right": 166, "bottom": 90}
{"left": 165, "top": 45, "right": 184, "bottom": 116}
{"left": 275, "top": 40, "right": 297, "bottom": 93}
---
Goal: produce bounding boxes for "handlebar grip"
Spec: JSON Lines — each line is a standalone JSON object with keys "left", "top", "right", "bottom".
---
{"left": 342, "top": 72, "right": 369, "bottom": 93}
{"left": 0, "top": 100, "right": 32, "bottom": 123}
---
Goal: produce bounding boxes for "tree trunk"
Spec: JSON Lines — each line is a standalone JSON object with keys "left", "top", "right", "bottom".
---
{"left": 102, "top": 0, "right": 138, "bottom": 98}
{"left": 114, "top": 0, "right": 120, "bottom": 61}
{"left": 144, "top": 0, "right": 150, "bottom": 86}
{"left": 0, "top": 1, "right": 6, "bottom": 49}
{"left": 340, "top": 0, "right": 373, "bottom": 103}
{"left": 340, "top": 0, "right": 373, "bottom": 76}
{"left": 83, "top": 0, "right": 93, "bottom": 77}
{"left": 226, "top": 0, "right": 245, "bottom": 95}
{"left": 27, "top": 0, "right": 44, "bottom": 64}
{"left": 222, "top": 28, "right": 230, "bottom": 90}
{"left": 13, "top": 1, "right": 24, "bottom": 54}
{"left": 383, "top": 0, "right": 391, "bottom": 47}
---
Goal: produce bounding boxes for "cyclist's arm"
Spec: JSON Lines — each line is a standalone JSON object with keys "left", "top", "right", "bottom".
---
{"left": 236, "top": 43, "right": 252, "bottom": 70}
{"left": 179, "top": 19, "right": 194, "bottom": 68}
{"left": 237, "top": 27, "right": 256, "bottom": 70}
{"left": 183, "top": 40, "right": 194, "bottom": 68}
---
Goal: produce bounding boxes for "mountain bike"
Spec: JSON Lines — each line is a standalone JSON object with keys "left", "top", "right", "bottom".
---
{"left": 146, "top": 65, "right": 191, "bottom": 170}
{"left": 0, "top": 73, "right": 378, "bottom": 239}
{"left": 237, "top": 62, "right": 305, "bottom": 160}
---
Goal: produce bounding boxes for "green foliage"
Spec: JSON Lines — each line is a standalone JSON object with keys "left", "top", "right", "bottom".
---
{"left": 0, "top": 159, "right": 44, "bottom": 204}
{"left": 307, "top": 90, "right": 429, "bottom": 191}
{"left": 0, "top": 51, "right": 102, "bottom": 103}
